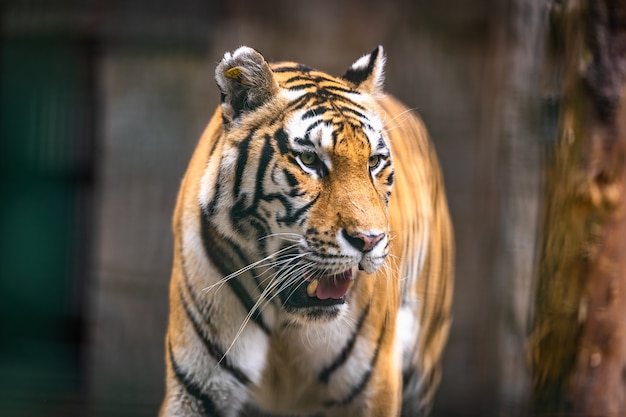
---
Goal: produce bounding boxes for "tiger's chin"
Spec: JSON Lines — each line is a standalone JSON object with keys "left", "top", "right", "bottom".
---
{"left": 283, "top": 304, "right": 346, "bottom": 325}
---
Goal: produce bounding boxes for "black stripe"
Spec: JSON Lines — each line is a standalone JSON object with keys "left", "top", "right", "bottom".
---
{"left": 304, "top": 119, "right": 326, "bottom": 136}
{"left": 284, "top": 74, "right": 339, "bottom": 88}
{"left": 200, "top": 209, "right": 238, "bottom": 278}
{"left": 204, "top": 154, "right": 222, "bottom": 216}
{"left": 254, "top": 136, "right": 274, "bottom": 206}
{"left": 275, "top": 128, "right": 290, "bottom": 155}
{"left": 231, "top": 196, "right": 270, "bottom": 238}
{"left": 286, "top": 94, "right": 315, "bottom": 112}
{"left": 209, "top": 127, "right": 224, "bottom": 157}
{"left": 302, "top": 106, "right": 330, "bottom": 119}
{"left": 180, "top": 241, "right": 215, "bottom": 317}
{"left": 314, "top": 75, "right": 345, "bottom": 85}
{"left": 277, "top": 193, "right": 319, "bottom": 227}
{"left": 231, "top": 197, "right": 269, "bottom": 237}
{"left": 323, "top": 312, "right": 388, "bottom": 408}
{"left": 200, "top": 209, "right": 271, "bottom": 335}
{"left": 338, "top": 106, "right": 367, "bottom": 120}
{"left": 169, "top": 340, "right": 223, "bottom": 417}
{"left": 205, "top": 181, "right": 221, "bottom": 216}
{"left": 402, "top": 368, "right": 417, "bottom": 394}
{"left": 283, "top": 168, "right": 298, "bottom": 188}
{"left": 233, "top": 134, "right": 253, "bottom": 198}
{"left": 318, "top": 301, "right": 371, "bottom": 383}
{"left": 250, "top": 135, "right": 276, "bottom": 246}
{"left": 295, "top": 135, "right": 316, "bottom": 148}
{"left": 178, "top": 283, "right": 252, "bottom": 386}
{"left": 288, "top": 82, "right": 317, "bottom": 91}
{"left": 230, "top": 135, "right": 274, "bottom": 240}
{"left": 272, "top": 63, "right": 313, "bottom": 73}
{"left": 320, "top": 84, "right": 362, "bottom": 97}
{"left": 376, "top": 137, "right": 386, "bottom": 150}
{"left": 330, "top": 123, "right": 344, "bottom": 148}
{"left": 385, "top": 171, "right": 395, "bottom": 187}
{"left": 284, "top": 75, "right": 316, "bottom": 84}
{"left": 376, "top": 159, "right": 392, "bottom": 176}
{"left": 286, "top": 91, "right": 363, "bottom": 114}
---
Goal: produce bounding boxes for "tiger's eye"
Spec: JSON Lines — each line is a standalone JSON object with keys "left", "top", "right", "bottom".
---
{"left": 300, "top": 152, "right": 318, "bottom": 166}
{"left": 368, "top": 155, "right": 381, "bottom": 169}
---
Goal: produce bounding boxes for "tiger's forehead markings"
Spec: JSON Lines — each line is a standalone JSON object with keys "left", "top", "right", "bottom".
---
{"left": 275, "top": 68, "right": 385, "bottom": 155}
{"left": 284, "top": 104, "right": 384, "bottom": 151}
{"left": 285, "top": 109, "right": 333, "bottom": 149}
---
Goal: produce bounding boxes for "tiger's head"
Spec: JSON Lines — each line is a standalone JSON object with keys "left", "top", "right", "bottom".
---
{"left": 202, "top": 46, "right": 394, "bottom": 323}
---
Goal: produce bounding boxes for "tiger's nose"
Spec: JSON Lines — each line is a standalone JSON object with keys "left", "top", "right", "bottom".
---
{"left": 342, "top": 230, "right": 385, "bottom": 253}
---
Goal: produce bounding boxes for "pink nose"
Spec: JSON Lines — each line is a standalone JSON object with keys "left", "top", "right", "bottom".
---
{"left": 342, "top": 230, "right": 385, "bottom": 253}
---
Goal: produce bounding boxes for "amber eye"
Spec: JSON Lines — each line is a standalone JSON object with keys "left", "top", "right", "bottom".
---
{"left": 299, "top": 151, "right": 318, "bottom": 166}
{"left": 368, "top": 155, "right": 381, "bottom": 169}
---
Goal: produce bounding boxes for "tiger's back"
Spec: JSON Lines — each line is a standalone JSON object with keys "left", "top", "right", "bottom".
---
{"left": 160, "top": 46, "right": 453, "bottom": 417}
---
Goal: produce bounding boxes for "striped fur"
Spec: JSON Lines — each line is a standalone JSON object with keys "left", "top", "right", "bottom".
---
{"left": 160, "top": 46, "right": 454, "bottom": 417}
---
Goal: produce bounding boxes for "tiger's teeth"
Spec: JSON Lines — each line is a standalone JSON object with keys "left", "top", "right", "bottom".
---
{"left": 306, "top": 279, "right": 319, "bottom": 297}
{"left": 348, "top": 280, "right": 355, "bottom": 290}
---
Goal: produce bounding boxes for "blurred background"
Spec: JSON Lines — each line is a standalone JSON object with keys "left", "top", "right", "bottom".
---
{"left": 0, "top": 0, "right": 550, "bottom": 416}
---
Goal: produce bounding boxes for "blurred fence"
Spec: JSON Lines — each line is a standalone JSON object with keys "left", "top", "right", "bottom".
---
{"left": 0, "top": 1, "right": 548, "bottom": 416}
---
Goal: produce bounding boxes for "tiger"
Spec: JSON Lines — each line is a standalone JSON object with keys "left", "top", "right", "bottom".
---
{"left": 159, "top": 45, "right": 454, "bottom": 417}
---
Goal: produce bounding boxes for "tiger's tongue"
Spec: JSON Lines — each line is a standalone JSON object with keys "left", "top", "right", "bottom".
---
{"left": 308, "top": 270, "right": 353, "bottom": 300}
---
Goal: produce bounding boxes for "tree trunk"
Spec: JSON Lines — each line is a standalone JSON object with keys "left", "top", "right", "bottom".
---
{"left": 531, "top": 0, "right": 626, "bottom": 414}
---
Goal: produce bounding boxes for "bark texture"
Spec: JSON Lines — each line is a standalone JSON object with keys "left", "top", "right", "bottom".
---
{"left": 531, "top": 0, "right": 626, "bottom": 414}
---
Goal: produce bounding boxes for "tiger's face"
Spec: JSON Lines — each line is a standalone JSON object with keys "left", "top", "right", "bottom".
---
{"left": 207, "top": 47, "right": 394, "bottom": 322}
{"left": 274, "top": 99, "right": 393, "bottom": 317}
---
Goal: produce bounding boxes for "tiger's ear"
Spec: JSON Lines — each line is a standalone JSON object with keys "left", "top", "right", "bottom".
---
{"left": 341, "top": 45, "right": 386, "bottom": 95}
{"left": 215, "top": 46, "right": 279, "bottom": 123}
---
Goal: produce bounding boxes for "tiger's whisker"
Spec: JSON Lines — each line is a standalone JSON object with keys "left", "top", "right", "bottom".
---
{"left": 382, "top": 106, "right": 418, "bottom": 132}
{"left": 202, "top": 244, "right": 300, "bottom": 293}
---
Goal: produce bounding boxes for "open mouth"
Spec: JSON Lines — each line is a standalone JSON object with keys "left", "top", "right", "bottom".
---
{"left": 280, "top": 268, "right": 355, "bottom": 309}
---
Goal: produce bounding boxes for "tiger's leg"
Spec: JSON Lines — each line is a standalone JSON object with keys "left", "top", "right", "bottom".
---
{"left": 160, "top": 322, "right": 253, "bottom": 416}
{"left": 160, "top": 341, "right": 250, "bottom": 417}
